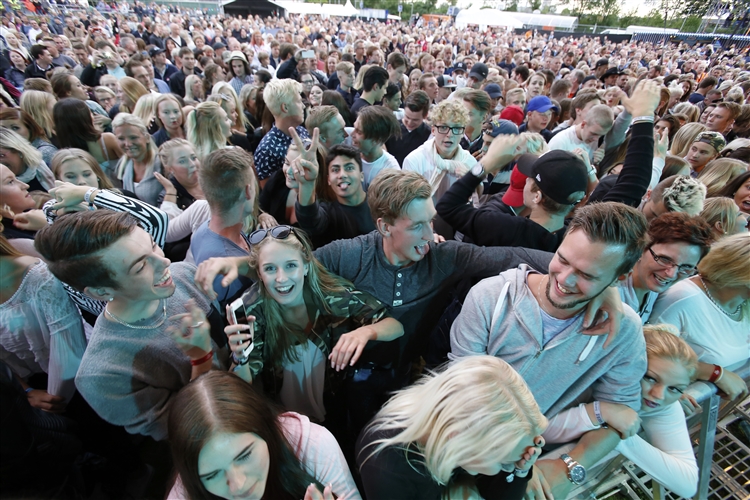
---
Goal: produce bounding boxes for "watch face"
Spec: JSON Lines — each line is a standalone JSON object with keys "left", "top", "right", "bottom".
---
{"left": 570, "top": 464, "right": 586, "bottom": 484}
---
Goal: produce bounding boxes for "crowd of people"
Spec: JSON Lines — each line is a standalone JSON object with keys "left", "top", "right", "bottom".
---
{"left": 1, "top": 2, "right": 749, "bottom": 499}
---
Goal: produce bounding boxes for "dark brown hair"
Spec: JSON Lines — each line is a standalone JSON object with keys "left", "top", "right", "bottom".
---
{"left": 647, "top": 212, "right": 714, "bottom": 259}
{"left": 53, "top": 98, "right": 101, "bottom": 150}
{"left": 404, "top": 90, "right": 431, "bottom": 116}
{"left": 357, "top": 105, "right": 401, "bottom": 144}
{"left": 34, "top": 211, "right": 137, "bottom": 291}
{"left": 168, "top": 371, "right": 321, "bottom": 500}
{"left": 565, "top": 202, "right": 649, "bottom": 277}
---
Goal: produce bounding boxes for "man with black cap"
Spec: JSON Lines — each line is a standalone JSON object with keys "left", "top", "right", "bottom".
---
{"left": 437, "top": 142, "right": 589, "bottom": 251}
{"left": 593, "top": 58, "right": 609, "bottom": 80}
{"left": 436, "top": 74, "right": 456, "bottom": 104}
{"left": 150, "top": 46, "right": 178, "bottom": 82}
{"left": 451, "top": 61, "right": 468, "bottom": 88}
{"left": 600, "top": 67, "right": 621, "bottom": 88}
{"left": 212, "top": 41, "right": 227, "bottom": 61}
{"left": 483, "top": 83, "right": 502, "bottom": 114}
{"left": 466, "top": 62, "right": 488, "bottom": 90}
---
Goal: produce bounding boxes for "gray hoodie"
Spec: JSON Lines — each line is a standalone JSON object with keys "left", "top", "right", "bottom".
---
{"left": 449, "top": 265, "right": 646, "bottom": 417}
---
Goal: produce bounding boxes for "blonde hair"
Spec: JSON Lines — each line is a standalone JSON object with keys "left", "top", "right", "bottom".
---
{"left": 672, "top": 102, "right": 700, "bottom": 123}
{"left": 697, "top": 158, "right": 748, "bottom": 197}
{"left": 505, "top": 87, "right": 525, "bottom": 102}
{"left": 660, "top": 175, "right": 707, "bottom": 216}
{"left": 19, "top": 90, "right": 56, "bottom": 137}
{"left": 263, "top": 78, "right": 302, "bottom": 116}
{"left": 335, "top": 61, "right": 354, "bottom": 74}
{"left": 118, "top": 76, "right": 149, "bottom": 113}
{"left": 353, "top": 64, "right": 371, "bottom": 92}
{"left": 428, "top": 100, "right": 469, "bottom": 127}
{"left": 698, "top": 232, "right": 750, "bottom": 288}
{"left": 361, "top": 356, "right": 547, "bottom": 485}
{"left": 50, "top": 148, "right": 115, "bottom": 189}
{"left": 153, "top": 94, "right": 185, "bottom": 131}
{"left": 186, "top": 101, "right": 229, "bottom": 161}
{"left": 700, "top": 197, "right": 742, "bottom": 235}
{"left": 93, "top": 85, "right": 116, "bottom": 99}
{"left": 518, "top": 132, "right": 549, "bottom": 155}
{"left": 132, "top": 92, "right": 159, "bottom": 130}
{"left": 111, "top": 112, "right": 158, "bottom": 179}
{"left": 157, "top": 138, "right": 194, "bottom": 176}
{"left": 0, "top": 128, "right": 43, "bottom": 167}
{"left": 670, "top": 122, "right": 707, "bottom": 157}
{"left": 211, "top": 81, "right": 249, "bottom": 130}
{"left": 184, "top": 74, "right": 203, "bottom": 102}
{"left": 642, "top": 324, "right": 698, "bottom": 381}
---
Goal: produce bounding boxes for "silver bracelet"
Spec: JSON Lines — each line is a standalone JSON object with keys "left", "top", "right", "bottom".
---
{"left": 632, "top": 115, "right": 655, "bottom": 123}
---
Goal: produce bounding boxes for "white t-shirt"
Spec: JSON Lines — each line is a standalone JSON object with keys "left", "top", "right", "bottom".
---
{"left": 361, "top": 150, "right": 400, "bottom": 191}
{"left": 547, "top": 125, "right": 596, "bottom": 165}
{"left": 650, "top": 279, "right": 750, "bottom": 371}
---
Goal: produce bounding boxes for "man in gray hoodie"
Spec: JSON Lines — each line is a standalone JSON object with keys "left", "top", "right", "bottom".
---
{"left": 450, "top": 202, "right": 649, "bottom": 499}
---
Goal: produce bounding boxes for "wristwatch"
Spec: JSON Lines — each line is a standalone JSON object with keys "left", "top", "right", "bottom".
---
{"left": 470, "top": 162, "right": 487, "bottom": 179}
{"left": 560, "top": 453, "right": 586, "bottom": 485}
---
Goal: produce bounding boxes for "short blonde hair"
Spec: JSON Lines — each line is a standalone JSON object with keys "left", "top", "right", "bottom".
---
{"left": 428, "top": 99, "right": 469, "bottom": 127}
{"left": 670, "top": 122, "right": 707, "bottom": 157}
{"left": 360, "top": 356, "right": 547, "bottom": 485}
{"left": 698, "top": 232, "right": 750, "bottom": 288}
{"left": 659, "top": 175, "right": 707, "bottom": 216}
{"left": 643, "top": 324, "right": 698, "bottom": 382}
{"left": 263, "top": 78, "right": 302, "bottom": 116}
{"left": 518, "top": 132, "right": 549, "bottom": 155}
{"left": 700, "top": 197, "right": 742, "bottom": 235}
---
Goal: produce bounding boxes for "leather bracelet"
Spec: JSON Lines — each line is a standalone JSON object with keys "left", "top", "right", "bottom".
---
{"left": 190, "top": 350, "right": 213, "bottom": 366}
{"left": 709, "top": 364, "right": 724, "bottom": 383}
{"left": 593, "top": 401, "right": 605, "bottom": 425}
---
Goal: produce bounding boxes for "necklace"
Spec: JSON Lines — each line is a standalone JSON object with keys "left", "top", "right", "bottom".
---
{"left": 105, "top": 300, "right": 167, "bottom": 329}
{"left": 698, "top": 275, "right": 744, "bottom": 320}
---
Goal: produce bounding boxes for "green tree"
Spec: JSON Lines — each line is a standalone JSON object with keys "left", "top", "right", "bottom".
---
{"left": 529, "top": 0, "right": 543, "bottom": 11}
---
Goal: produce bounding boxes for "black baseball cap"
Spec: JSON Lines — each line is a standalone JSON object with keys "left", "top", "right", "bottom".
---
{"left": 212, "top": 41, "right": 226, "bottom": 50}
{"left": 469, "top": 62, "right": 489, "bottom": 81}
{"left": 595, "top": 58, "right": 609, "bottom": 69}
{"left": 148, "top": 46, "right": 165, "bottom": 57}
{"left": 516, "top": 151, "right": 588, "bottom": 205}
{"left": 452, "top": 62, "right": 467, "bottom": 74}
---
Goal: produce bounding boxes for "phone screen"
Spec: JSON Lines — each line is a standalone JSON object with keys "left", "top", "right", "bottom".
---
{"left": 229, "top": 298, "right": 253, "bottom": 358}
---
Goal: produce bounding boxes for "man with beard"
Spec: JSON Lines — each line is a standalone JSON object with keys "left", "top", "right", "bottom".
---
{"left": 451, "top": 202, "right": 649, "bottom": 500}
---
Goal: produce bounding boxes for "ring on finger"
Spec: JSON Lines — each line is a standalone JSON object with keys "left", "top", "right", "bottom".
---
{"left": 191, "top": 321, "right": 204, "bottom": 328}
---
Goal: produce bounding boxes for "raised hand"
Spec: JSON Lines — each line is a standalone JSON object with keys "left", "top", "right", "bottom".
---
{"left": 654, "top": 128, "right": 669, "bottom": 159}
{"left": 289, "top": 126, "right": 320, "bottom": 183}
{"left": 194, "top": 256, "right": 247, "bottom": 300}
{"left": 482, "top": 134, "right": 524, "bottom": 175}
{"left": 621, "top": 79, "right": 661, "bottom": 117}
{"left": 167, "top": 299, "right": 212, "bottom": 360}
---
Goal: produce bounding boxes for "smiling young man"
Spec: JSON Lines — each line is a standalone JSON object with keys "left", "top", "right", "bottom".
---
{"left": 295, "top": 144, "right": 375, "bottom": 248}
{"left": 618, "top": 212, "right": 714, "bottom": 323}
{"left": 34, "top": 210, "right": 226, "bottom": 441}
{"left": 384, "top": 90, "right": 432, "bottom": 166}
{"left": 450, "top": 203, "right": 650, "bottom": 500}
{"left": 684, "top": 131, "right": 725, "bottom": 176}
{"left": 350, "top": 105, "right": 401, "bottom": 190}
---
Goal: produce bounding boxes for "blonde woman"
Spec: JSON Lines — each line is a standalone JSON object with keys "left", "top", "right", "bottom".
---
{"left": 524, "top": 72, "right": 548, "bottom": 99}
{"left": 132, "top": 92, "right": 160, "bottom": 135}
{"left": 50, "top": 148, "right": 116, "bottom": 190}
{"left": 185, "top": 101, "right": 233, "bottom": 161}
{"left": 697, "top": 158, "right": 748, "bottom": 197}
{"left": 542, "top": 325, "right": 700, "bottom": 498}
{"left": 154, "top": 138, "right": 204, "bottom": 216}
{"left": 699, "top": 197, "right": 749, "bottom": 238}
{"left": 651, "top": 232, "right": 750, "bottom": 402}
{"left": 0, "top": 128, "right": 55, "bottom": 192}
{"left": 356, "top": 356, "right": 547, "bottom": 499}
{"left": 111, "top": 76, "right": 148, "bottom": 118}
{"left": 672, "top": 102, "right": 700, "bottom": 123}
{"left": 669, "top": 122, "right": 707, "bottom": 157}
{"left": 183, "top": 74, "right": 204, "bottom": 106}
{"left": 19, "top": 90, "right": 56, "bottom": 140}
{"left": 111, "top": 112, "right": 163, "bottom": 205}
{"left": 151, "top": 94, "right": 186, "bottom": 147}
{"left": 211, "top": 81, "right": 249, "bottom": 131}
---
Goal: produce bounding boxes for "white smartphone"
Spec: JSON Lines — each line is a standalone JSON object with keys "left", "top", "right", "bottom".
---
{"left": 228, "top": 297, "right": 254, "bottom": 357}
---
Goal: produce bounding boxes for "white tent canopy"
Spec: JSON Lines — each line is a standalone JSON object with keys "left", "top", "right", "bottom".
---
{"left": 455, "top": 9, "right": 524, "bottom": 30}
{"left": 500, "top": 11, "right": 578, "bottom": 30}
{"left": 268, "top": 0, "right": 358, "bottom": 17}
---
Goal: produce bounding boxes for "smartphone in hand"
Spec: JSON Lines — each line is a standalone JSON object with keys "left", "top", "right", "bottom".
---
{"left": 228, "top": 298, "right": 253, "bottom": 357}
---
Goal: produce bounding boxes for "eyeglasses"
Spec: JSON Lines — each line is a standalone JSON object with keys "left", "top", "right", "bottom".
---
{"left": 248, "top": 225, "right": 295, "bottom": 246}
{"left": 647, "top": 248, "right": 697, "bottom": 276}
{"left": 435, "top": 125, "right": 465, "bottom": 135}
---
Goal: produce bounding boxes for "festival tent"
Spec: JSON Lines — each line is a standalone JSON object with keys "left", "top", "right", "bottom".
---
{"left": 455, "top": 9, "right": 524, "bottom": 30}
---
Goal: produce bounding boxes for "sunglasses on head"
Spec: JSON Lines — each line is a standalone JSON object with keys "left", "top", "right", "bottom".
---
{"left": 248, "top": 225, "right": 295, "bottom": 246}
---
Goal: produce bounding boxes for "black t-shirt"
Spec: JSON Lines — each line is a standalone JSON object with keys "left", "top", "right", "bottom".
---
{"left": 356, "top": 425, "right": 530, "bottom": 500}
{"left": 349, "top": 97, "right": 371, "bottom": 122}
{"left": 385, "top": 122, "right": 431, "bottom": 167}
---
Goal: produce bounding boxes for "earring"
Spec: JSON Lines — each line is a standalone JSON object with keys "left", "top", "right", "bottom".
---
{"left": 108, "top": 297, "right": 114, "bottom": 302}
